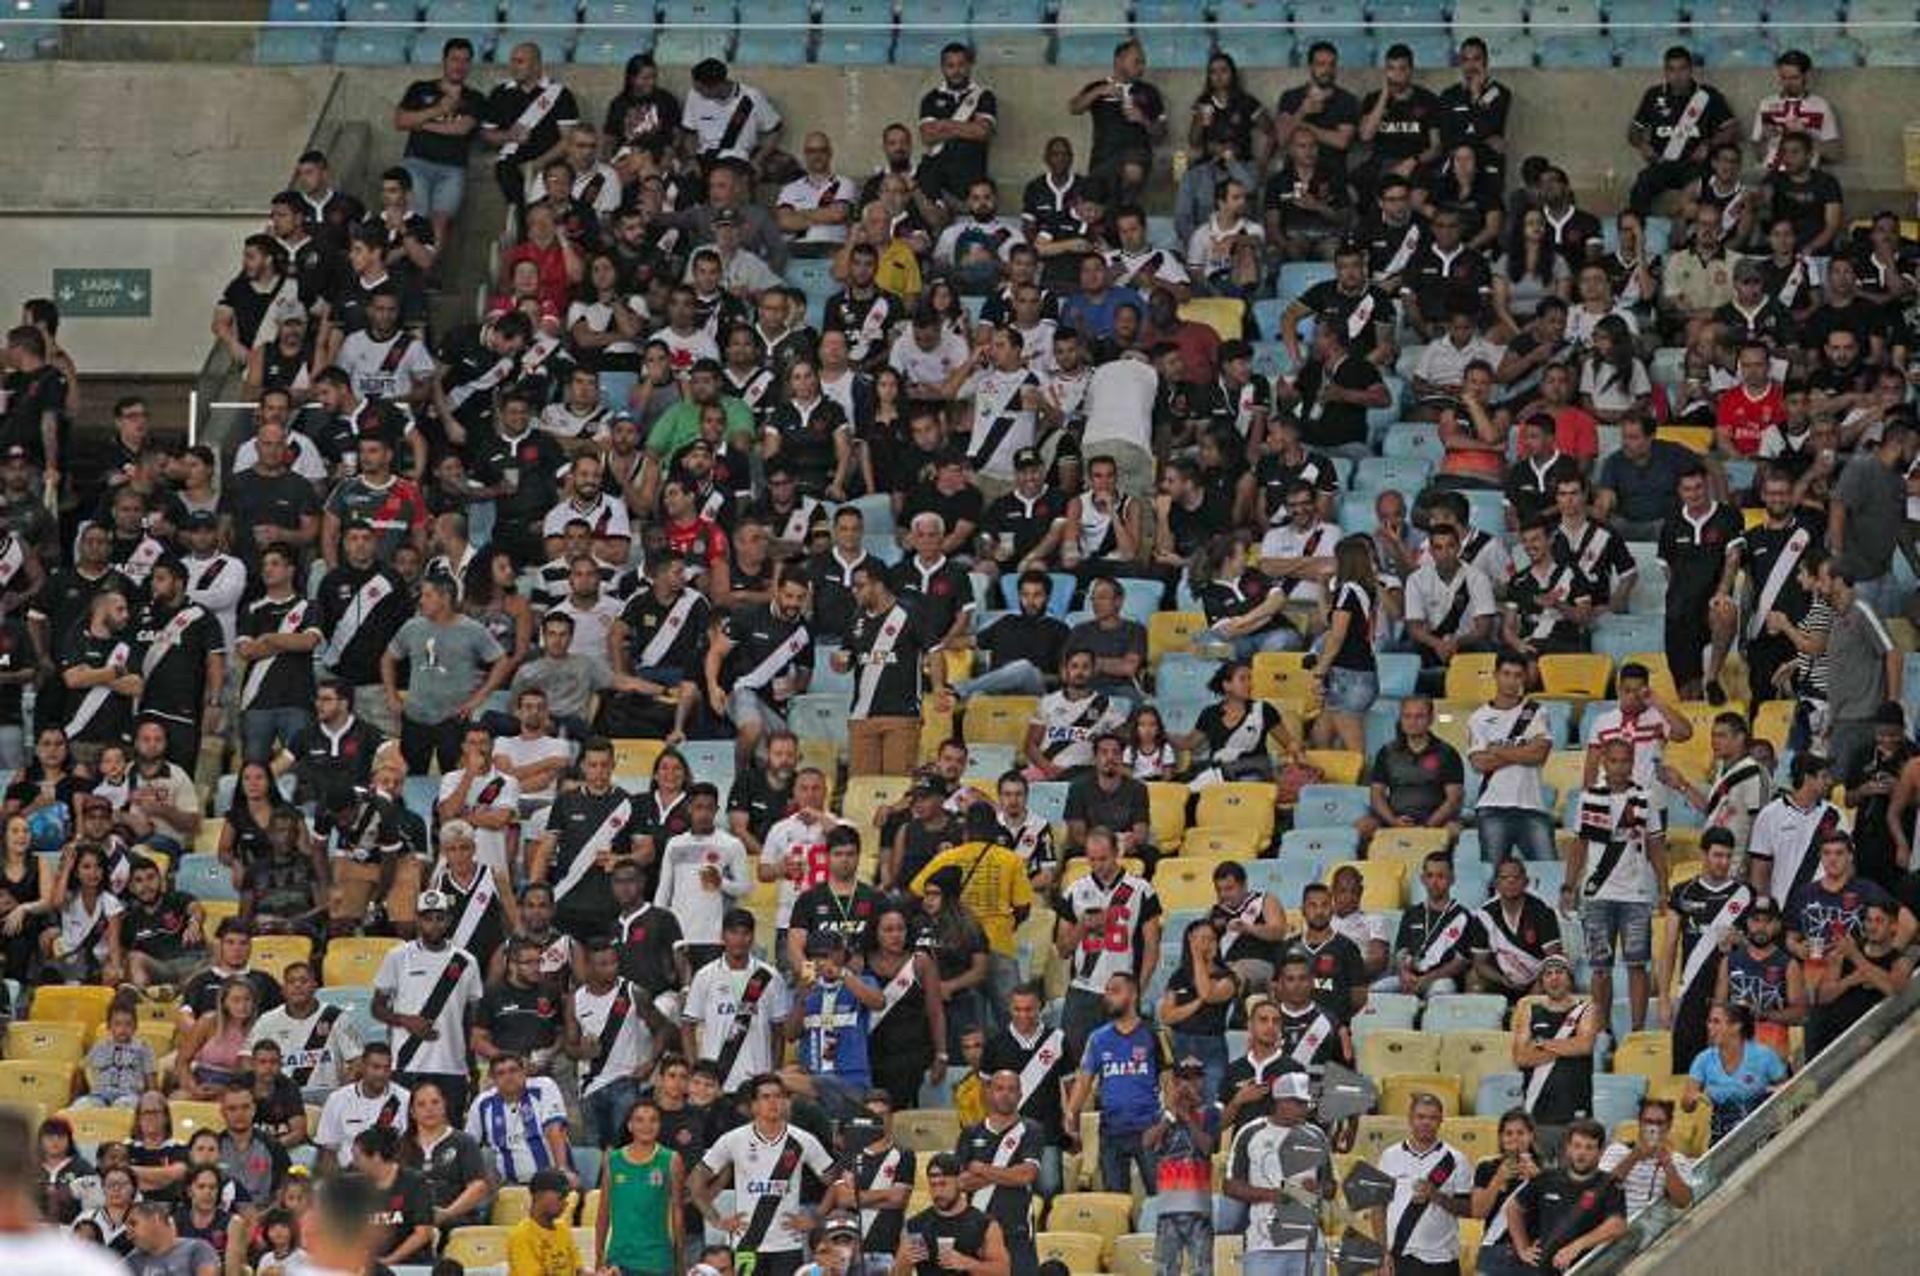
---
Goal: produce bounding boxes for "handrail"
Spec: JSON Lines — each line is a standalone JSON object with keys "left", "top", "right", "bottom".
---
{"left": 1569, "top": 975, "right": 1920, "bottom": 1274}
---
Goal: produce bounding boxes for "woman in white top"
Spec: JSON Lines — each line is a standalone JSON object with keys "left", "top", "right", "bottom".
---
{"left": 1578, "top": 315, "right": 1654, "bottom": 422}
{"left": 43, "top": 844, "right": 123, "bottom": 984}
{"left": 1564, "top": 260, "right": 1638, "bottom": 349}
{"left": 567, "top": 252, "right": 644, "bottom": 373}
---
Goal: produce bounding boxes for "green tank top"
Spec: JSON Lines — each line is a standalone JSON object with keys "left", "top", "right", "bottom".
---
{"left": 606, "top": 1142, "right": 677, "bottom": 1272}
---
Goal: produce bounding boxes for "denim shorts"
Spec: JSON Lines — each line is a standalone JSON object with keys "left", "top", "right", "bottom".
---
{"left": 1321, "top": 666, "right": 1379, "bottom": 715}
{"left": 1581, "top": 896, "right": 1654, "bottom": 966}
{"left": 401, "top": 156, "right": 467, "bottom": 217}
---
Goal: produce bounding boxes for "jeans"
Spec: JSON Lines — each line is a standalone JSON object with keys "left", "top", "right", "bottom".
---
{"left": 1037, "top": 1144, "right": 1063, "bottom": 1200}
{"left": 584, "top": 1077, "right": 641, "bottom": 1147}
{"left": 1197, "top": 625, "right": 1303, "bottom": 659}
{"left": 1098, "top": 1126, "right": 1159, "bottom": 1195}
{"left": 1478, "top": 806, "right": 1558, "bottom": 861}
{"left": 1243, "top": 1249, "right": 1329, "bottom": 1276}
{"left": 1171, "top": 1029, "right": 1230, "bottom": 1107}
{"left": 1154, "top": 1212, "right": 1214, "bottom": 1276}
{"left": 0, "top": 724, "right": 21, "bottom": 770}
{"left": 241, "top": 706, "right": 314, "bottom": 766}
{"left": 401, "top": 156, "right": 467, "bottom": 217}
{"left": 957, "top": 658, "right": 1048, "bottom": 698}
{"left": 1061, "top": 986, "right": 1107, "bottom": 1060}
{"left": 986, "top": 952, "right": 1022, "bottom": 1033}
{"left": 1475, "top": 1247, "right": 1532, "bottom": 1276}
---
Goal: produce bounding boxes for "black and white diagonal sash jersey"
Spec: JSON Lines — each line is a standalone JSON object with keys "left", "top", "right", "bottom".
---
{"left": 1015, "top": 1028, "right": 1066, "bottom": 1110}
{"left": 1522, "top": 1001, "right": 1587, "bottom": 1111}
{"left": 1388, "top": 1144, "right": 1459, "bottom": 1257}
{"left": 497, "top": 77, "right": 566, "bottom": 161}
{"left": 1660, "top": 88, "right": 1713, "bottom": 161}
{"left": 967, "top": 367, "right": 1038, "bottom": 476}
{"left": 713, "top": 966, "right": 775, "bottom": 1085}
{"left": 1676, "top": 879, "right": 1752, "bottom": 1008}
{"left": 1039, "top": 691, "right": 1116, "bottom": 763}
{"left": 713, "top": 88, "right": 758, "bottom": 157}
{"left": 64, "top": 640, "right": 131, "bottom": 739}
{"left": 1703, "top": 757, "right": 1766, "bottom": 834}
{"left": 849, "top": 604, "right": 912, "bottom": 718}
{"left": 1412, "top": 902, "right": 1473, "bottom": 974}
{"left": 322, "top": 573, "right": 396, "bottom": 669}
{"left": 1745, "top": 524, "right": 1812, "bottom": 641}
{"left": 968, "top": 1119, "right": 1028, "bottom": 1213}
{"left": 637, "top": 589, "right": 700, "bottom": 668}
{"left": 1380, "top": 220, "right": 1423, "bottom": 278}
{"left": 1577, "top": 785, "right": 1653, "bottom": 899}
{"left": 579, "top": 979, "right": 636, "bottom": 1092}
{"left": 552, "top": 793, "right": 632, "bottom": 904}
{"left": 735, "top": 1135, "right": 804, "bottom": 1264}
{"left": 286, "top": 1004, "right": 343, "bottom": 1088}
{"left": 392, "top": 947, "right": 474, "bottom": 1072}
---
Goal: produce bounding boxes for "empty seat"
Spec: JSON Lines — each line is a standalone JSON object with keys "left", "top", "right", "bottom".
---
{"left": 1356, "top": 1028, "right": 1442, "bottom": 1079}
{"left": 1423, "top": 993, "right": 1510, "bottom": 1034}
{"left": 1295, "top": 784, "right": 1371, "bottom": 830}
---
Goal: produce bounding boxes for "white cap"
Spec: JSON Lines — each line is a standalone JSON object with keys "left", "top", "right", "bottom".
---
{"left": 416, "top": 889, "right": 453, "bottom": 913}
{"left": 1272, "top": 1071, "right": 1313, "bottom": 1103}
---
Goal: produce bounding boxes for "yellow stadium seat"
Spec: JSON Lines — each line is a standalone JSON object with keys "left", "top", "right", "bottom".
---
{"left": 444, "top": 1227, "right": 512, "bottom": 1269}
{"left": 1179, "top": 297, "right": 1246, "bottom": 342}
{"left": 893, "top": 1108, "right": 962, "bottom": 1152}
{"left": 1620, "top": 654, "right": 1681, "bottom": 703}
{"left": 1446, "top": 1117, "right": 1500, "bottom": 1163}
{"left": 134, "top": 1023, "right": 177, "bottom": 1056}
{"left": 250, "top": 935, "right": 312, "bottom": 985}
{"left": 1443, "top": 653, "right": 1498, "bottom": 701}
{"left": 0, "top": 1061, "right": 73, "bottom": 1107}
{"left": 1662, "top": 425, "right": 1713, "bottom": 454}
{"left": 1330, "top": 858, "right": 1404, "bottom": 910}
{"left": 578, "top": 1189, "right": 602, "bottom": 1225}
{"left": 1751, "top": 699, "right": 1792, "bottom": 749}
{"left": 842, "top": 775, "right": 912, "bottom": 831}
{"left": 1439, "top": 1032, "right": 1516, "bottom": 1112}
{"left": 5, "top": 1020, "right": 87, "bottom": 1064}
{"left": 1110, "top": 1232, "right": 1156, "bottom": 1276}
{"left": 1741, "top": 506, "right": 1766, "bottom": 531}
{"left": 1541, "top": 750, "right": 1588, "bottom": 800}
{"left": 192, "top": 819, "right": 227, "bottom": 855}
{"left": 1050, "top": 1191, "right": 1134, "bottom": 1240}
{"left": 1461, "top": 1218, "right": 1485, "bottom": 1273}
{"left": 1356, "top": 1030, "right": 1441, "bottom": 1079}
{"left": 1179, "top": 826, "right": 1263, "bottom": 859}
{"left": 1368, "top": 827, "right": 1452, "bottom": 862}
{"left": 491, "top": 1186, "right": 530, "bottom": 1226}
{"left": 1214, "top": 1232, "right": 1246, "bottom": 1271}
{"left": 1428, "top": 700, "right": 1479, "bottom": 753}
{"left": 610, "top": 737, "right": 664, "bottom": 781}
{"left": 1194, "top": 782, "right": 1277, "bottom": 843}
{"left": 1251, "top": 651, "right": 1317, "bottom": 704}
{"left": 323, "top": 936, "right": 402, "bottom": 988}
{"left": 1036, "top": 1231, "right": 1106, "bottom": 1270}
{"left": 1302, "top": 749, "right": 1364, "bottom": 786}
{"left": 1538, "top": 653, "right": 1612, "bottom": 701}
{"left": 1154, "top": 868, "right": 1222, "bottom": 912}
{"left": 1148, "top": 611, "right": 1207, "bottom": 664}
{"left": 1612, "top": 1031, "right": 1676, "bottom": 1080}
{"left": 200, "top": 900, "right": 241, "bottom": 929}
{"left": 169, "top": 1099, "right": 225, "bottom": 1138}
{"left": 798, "top": 737, "right": 842, "bottom": 780}
{"left": 1061, "top": 855, "right": 1147, "bottom": 887}
{"left": 1147, "top": 781, "right": 1189, "bottom": 848}
{"left": 1378, "top": 1074, "right": 1462, "bottom": 1118}
{"left": 964, "top": 695, "right": 1040, "bottom": 750}
{"left": 28, "top": 986, "right": 115, "bottom": 1026}
{"left": 1352, "top": 1114, "right": 1402, "bottom": 1161}
{"left": 918, "top": 705, "right": 956, "bottom": 764}
{"left": 0, "top": 1100, "right": 46, "bottom": 1128}
{"left": 57, "top": 1105, "right": 134, "bottom": 1145}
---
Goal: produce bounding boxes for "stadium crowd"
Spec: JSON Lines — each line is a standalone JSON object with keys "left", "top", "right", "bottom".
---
{"left": 2, "top": 21, "right": 1920, "bottom": 1276}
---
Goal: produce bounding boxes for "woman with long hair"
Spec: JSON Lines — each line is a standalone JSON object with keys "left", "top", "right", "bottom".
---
{"left": 175, "top": 976, "right": 259, "bottom": 1099}
{"left": 1491, "top": 207, "right": 1571, "bottom": 338}
{"left": 126, "top": 1092, "right": 188, "bottom": 1201}
{"left": 596, "top": 1097, "right": 684, "bottom": 1276}
{"left": 172, "top": 1162, "right": 244, "bottom": 1266}
{"left": 863, "top": 903, "right": 948, "bottom": 1110}
{"left": 634, "top": 748, "right": 693, "bottom": 871}
{"left": 1471, "top": 1108, "right": 1543, "bottom": 1276}
{"left": 403, "top": 1082, "right": 490, "bottom": 1231}
{"left": 1191, "top": 536, "right": 1301, "bottom": 660}
{"left": 1175, "top": 659, "right": 1299, "bottom": 785}
{"left": 1309, "top": 534, "right": 1379, "bottom": 752}
{"left": 1684, "top": 1001, "right": 1790, "bottom": 1145}
{"left": 567, "top": 251, "right": 644, "bottom": 373}
{"left": 0, "top": 812, "right": 48, "bottom": 980}
{"left": 462, "top": 545, "right": 535, "bottom": 673}
{"left": 20, "top": 725, "right": 79, "bottom": 847}
{"left": 857, "top": 364, "right": 908, "bottom": 497}
{"left": 1188, "top": 51, "right": 1270, "bottom": 163}
{"left": 218, "top": 761, "right": 294, "bottom": 882}
{"left": 1156, "top": 918, "right": 1241, "bottom": 1100}
{"left": 913, "top": 864, "right": 991, "bottom": 1055}
{"left": 603, "top": 52, "right": 681, "bottom": 154}
{"left": 1578, "top": 314, "right": 1653, "bottom": 423}
{"left": 922, "top": 277, "right": 971, "bottom": 344}
{"left": 42, "top": 843, "right": 123, "bottom": 984}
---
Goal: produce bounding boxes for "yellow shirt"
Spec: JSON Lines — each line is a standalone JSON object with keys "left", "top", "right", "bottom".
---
{"left": 952, "top": 1068, "right": 986, "bottom": 1128}
{"left": 507, "top": 1216, "right": 582, "bottom": 1276}
{"left": 877, "top": 240, "right": 923, "bottom": 305}
{"left": 910, "top": 841, "right": 1034, "bottom": 957}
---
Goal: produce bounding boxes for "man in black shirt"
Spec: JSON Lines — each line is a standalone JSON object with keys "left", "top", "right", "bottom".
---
{"left": 1288, "top": 883, "right": 1369, "bottom": 1021}
{"left": 0, "top": 326, "right": 66, "bottom": 476}
{"left": 961, "top": 570, "right": 1068, "bottom": 700}
{"left": 481, "top": 40, "right": 580, "bottom": 212}
{"left": 393, "top": 37, "right": 485, "bottom": 246}
{"left": 1284, "top": 321, "right": 1389, "bottom": 454}
{"left": 838, "top": 563, "right": 942, "bottom": 777}
{"left": 1066, "top": 37, "right": 1168, "bottom": 183}
{"left": 1626, "top": 45, "right": 1738, "bottom": 218}
{"left": 1356, "top": 43, "right": 1442, "bottom": 198}
{"left": 288, "top": 678, "right": 384, "bottom": 806}
{"left": 471, "top": 389, "right": 565, "bottom": 568}
{"left": 1287, "top": 244, "right": 1398, "bottom": 366}
{"left": 1506, "top": 1119, "right": 1628, "bottom": 1271}
{"left": 1437, "top": 37, "right": 1512, "bottom": 179}
{"left": 225, "top": 421, "right": 323, "bottom": 561}
{"left": 1658, "top": 466, "right": 1744, "bottom": 700}
{"left": 954, "top": 1070, "right": 1044, "bottom": 1273}
{"left": 787, "top": 826, "right": 885, "bottom": 968}
{"left": 235, "top": 544, "right": 323, "bottom": 767}
{"left": 978, "top": 448, "right": 1068, "bottom": 576}
{"left": 1150, "top": 458, "right": 1229, "bottom": 580}
{"left": 529, "top": 737, "right": 639, "bottom": 938}
{"left": 727, "top": 729, "right": 797, "bottom": 859}
{"left": 1763, "top": 131, "right": 1844, "bottom": 255}
{"left": 1273, "top": 40, "right": 1362, "bottom": 176}
{"left": 432, "top": 310, "right": 534, "bottom": 445}
{"left": 61, "top": 589, "right": 142, "bottom": 755}
{"left": 918, "top": 42, "right": 998, "bottom": 205}
{"left": 315, "top": 521, "right": 414, "bottom": 737}
{"left": 351, "top": 1127, "right": 437, "bottom": 1268}
{"left": 121, "top": 856, "right": 207, "bottom": 988}
{"left": 1063, "top": 733, "right": 1152, "bottom": 858}
{"left": 132, "top": 558, "right": 225, "bottom": 770}
{"left": 474, "top": 937, "right": 566, "bottom": 1066}
{"left": 609, "top": 862, "right": 686, "bottom": 993}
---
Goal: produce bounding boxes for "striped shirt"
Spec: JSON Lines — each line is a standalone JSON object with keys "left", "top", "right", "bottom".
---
{"left": 465, "top": 1076, "right": 568, "bottom": 1183}
{"left": 1793, "top": 597, "right": 1834, "bottom": 698}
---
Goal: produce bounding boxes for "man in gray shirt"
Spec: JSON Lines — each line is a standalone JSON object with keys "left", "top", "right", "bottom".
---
{"left": 1829, "top": 421, "right": 1913, "bottom": 617}
{"left": 1062, "top": 575, "right": 1149, "bottom": 696}
{"left": 1819, "top": 558, "right": 1902, "bottom": 770}
{"left": 381, "top": 574, "right": 507, "bottom": 773}
{"left": 125, "top": 1202, "right": 219, "bottom": 1276}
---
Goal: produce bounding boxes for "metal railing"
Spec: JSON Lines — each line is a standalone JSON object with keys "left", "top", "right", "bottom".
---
{"left": 1570, "top": 975, "right": 1920, "bottom": 1273}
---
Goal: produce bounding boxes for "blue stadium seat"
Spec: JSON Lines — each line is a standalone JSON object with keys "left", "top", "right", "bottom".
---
{"left": 971, "top": 0, "right": 1048, "bottom": 24}
{"left": 1159, "top": 654, "right": 1225, "bottom": 703}
{"left": 1869, "top": 35, "right": 1920, "bottom": 66}
{"left": 1799, "top": 33, "right": 1861, "bottom": 68}
{"left": 1475, "top": 1071, "right": 1525, "bottom": 1114}
{"left": 1295, "top": 784, "right": 1372, "bottom": 830}
{"left": 894, "top": 31, "right": 953, "bottom": 65}
{"left": 1535, "top": 35, "right": 1615, "bottom": 67}
{"left": 788, "top": 693, "right": 849, "bottom": 745}
{"left": 1591, "top": 613, "right": 1664, "bottom": 665}
{"left": 1604, "top": 0, "right": 1682, "bottom": 24}
{"left": 1609, "top": 31, "right": 1670, "bottom": 65}
{"left": 818, "top": 0, "right": 896, "bottom": 64}
{"left": 655, "top": 25, "right": 735, "bottom": 62}
{"left": 998, "top": 571, "right": 1076, "bottom": 617}
{"left": 1476, "top": 30, "right": 1536, "bottom": 68}
{"left": 268, "top": 0, "right": 344, "bottom": 20}
{"left": 342, "top": 0, "right": 417, "bottom": 20}
{"left": 1214, "top": 0, "right": 1293, "bottom": 22}
{"left": 861, "top": 534, "right": 899, "bottom": 565}
{"left": 1765, "top": 0, "right": 1839, "bottom": 25}
{"left": 811, "top": 646, "right": 853, "bottom": 696}
{"left": 334, "top": 26, "right": 415, "bottom": 63}
{"left": 423, "top": 0, "right": 497, "bottom": 28}
{"left": 965, "top": 742, "right": 1018, "bottom": 776}
{"left": 1352, "top": 456, "right": 1434, "bottom": 495}
{"left": 1526, "top": 860, "right": 1565, "bottom": 899}
{"left": 513, "top": 0, "right": 583, "bottom": 23}
{"left": 1213, "top": 30, "right": 1295, "bottom": 67}
{"left": 1421, "top": 992, "right": 1509, "bottom": 1033}
{"left": 1355, "top": 992, "right": 1421, "bottom": 1032}
{"left": 498, "top": 26, "right": 576, "bottom": 64}
{"left": 1138, "top": 32, "right": 1216, "bottom": 70}
{"left": 576, "top": 14, "right": 656, "bottom": 60}
{"left": 1242, "top": 859, "right": 1290, "bottom": 899}
{"left": 1394, "top": 33, "right": 1458, "bottom": 69}
{"left": 1452, "top": 0, "right": 1525, "bottom": 29}
{"left": 1591, "top": 1072, "right": 1648, "bottom": 1131}
{"left": 1278, "top": 827, "right": 1362, "bottom": 862}
{"left": 968, "top": 31, "right": 1051, "bottom": 62}
{"left": 1373, "top": 652, "right": 1418, "bottom": 700}
{"left": 1278, "top": 262, "right": 1337, "bottom": 305}
{"left": 1029, "top": 780, "right": 1071, "bottom": 826}
{"left": 584, "top": 0, "right": 662, "bottom": 23}
{"left": 1371, "top": 0, "right": 1450, "bottom": 23}
{"left": 1159, "top": 694, "right": 1208, "bottom": 737}
{"left": 1699, "top": 34, "right": 1777, "bottom": 67}
{"left": 1055, "top": 33, "right": 1123, "bottom": 67}
{"left": 1135, "top": 0, "right": 1194, "bottom": 20}
{"left": 676, "top": 739, "right": 738, "bottom": 785}
{"left": 177, "top": 854, "right": 240, "bottom": 904}
{"left": 1529, "top": 0, "right": 1605, "bottom": 32}
{"left": 842, "top": 492, "right": 896, "bottom": 539}
{"left": 256, "top": 28, "right": 335, "bottom": 62}
{"left": 1058, "top": 0, "right": 1133, "bottom": 24}
{"left": 1381, "top": 422, "right": 1445, "bottom": 463}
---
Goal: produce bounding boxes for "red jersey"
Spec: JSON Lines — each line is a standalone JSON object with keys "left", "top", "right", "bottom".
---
{"left": 1715, "top": 383, "right": 1786, "bottom": 456}
{"left": 661, "top": 515, "right": 728, "bottom": 567}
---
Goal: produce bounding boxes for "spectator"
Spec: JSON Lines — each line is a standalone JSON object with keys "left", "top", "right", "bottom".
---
{"left": 1684, "top": 1002, "right": 1790, "bottom": 1144}
{"left": 1467, "top": 648, "right": 1556, "bottom": 862}
{"left": 1626, "top": 46, "right": 1738, "bottom": 218}
{"left": 1572, "top": 737, "right": 1669, "bottom": 1034}
{"left": 1512, "top": 954, "right": 1596, "bottom": 1135}
{"left": 1373, "top": 1093, "right": 1474, "bottom": 1276}
{"left": 1064, "top": 971, "right": 1163, "bottom": 1198}
{"left": 1503, "top": 1120, "right": 1628, "bottom": 1270}
{"left": 1472, "top": 857, "right": 1565, "bottom": 1001}
{"left": 1068, "top": 38, "right": 1169, "bottom": 183}
{"left": 1362, "top": 696, "right": 1467, "bottom": 841}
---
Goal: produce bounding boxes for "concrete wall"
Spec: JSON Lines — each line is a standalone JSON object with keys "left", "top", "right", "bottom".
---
{"left": 1621, "top": 1016, "right": 1920, "bottom": 1276}
{"left": 0, "top": 215, "right": 266, "bottom": 375}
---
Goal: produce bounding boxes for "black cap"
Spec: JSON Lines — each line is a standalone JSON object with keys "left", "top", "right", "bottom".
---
{"left": 1013, "top": 446, "right": 1043, "bottom": 470}
{"left": 711, "top": 206, "right": 739, "bottom": 227}
{"left": 1874, "top": 702, "right": 1907, "bottom": 727}
{"left": 803, "top": 930, "right": 844, "bottom": 957}
{"left": 821, "top": 1210, "right": 861, "bottom": 1238}
{"left": 910, "top": 775, "right": 951, "bottom": 798}
{"left": 680, "top": 437, "right": 715, "bottom": 456}
{"left": 1174, "top": 1056, "right": 1208, "bottom": 1077}
{"left": 182, "top": 509, "right": 218, "bottom": 531}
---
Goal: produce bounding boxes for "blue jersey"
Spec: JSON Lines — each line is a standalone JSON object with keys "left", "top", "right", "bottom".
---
{"left": 1081, "top": 1020, "right": 1163, "bottom": 1135}
{"left": 799, "top": 977, "right": 873, "bottom": 1086}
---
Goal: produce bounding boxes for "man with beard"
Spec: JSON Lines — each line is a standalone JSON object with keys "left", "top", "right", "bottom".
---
{"left": 131, "top": 557, "right": 225, "bottom": 770}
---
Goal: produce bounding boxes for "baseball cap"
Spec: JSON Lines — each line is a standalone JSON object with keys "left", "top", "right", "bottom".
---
{"left": 1747, "top": 895, "right": 1782, "bottom": 918}
{"left": 415, "top": 890, "right": 452, "bottom": 914}
{"left": 182, "top": 510, "right": 218, "bottom": 531}
{"left": 1174, "top": 1056, "right": 1207, "bottom": 1078}
{"left": 1013, "top": 446, "right": 1044, "bottom": 470}
{"left": 1272, "top": 1072, "right": 1313, "bottom": 1103}
{"left": 711, "top": 206, "right": 739, "bottom": 227}
{"left": 822, "top": 1211, "right": 861, "bottom": 1238}
{"left": 1, "top": 445, "right": 28, "bottom": 463}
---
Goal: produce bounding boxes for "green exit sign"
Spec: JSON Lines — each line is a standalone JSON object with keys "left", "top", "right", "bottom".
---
{"left": 52, "top": 268, "right": 152, "bottom": 318}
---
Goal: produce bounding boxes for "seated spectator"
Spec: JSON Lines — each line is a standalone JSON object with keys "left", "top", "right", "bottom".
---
{"left": 1063, "top": 577, "right": 1149, "bottom": 696}
{"left": 1599, "top": 1098, "right": 1697, "bottom": 1217}
{"left": 1411, "top": 309, "right": 1505, "bottom": 418}
{"left": 956, "top": 570, "right": 1069, "bottom": 700}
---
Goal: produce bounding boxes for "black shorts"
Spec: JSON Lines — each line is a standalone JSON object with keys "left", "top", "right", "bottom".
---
{"left": 1666, "top": 611, "right": 1711, "bottom": 686}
